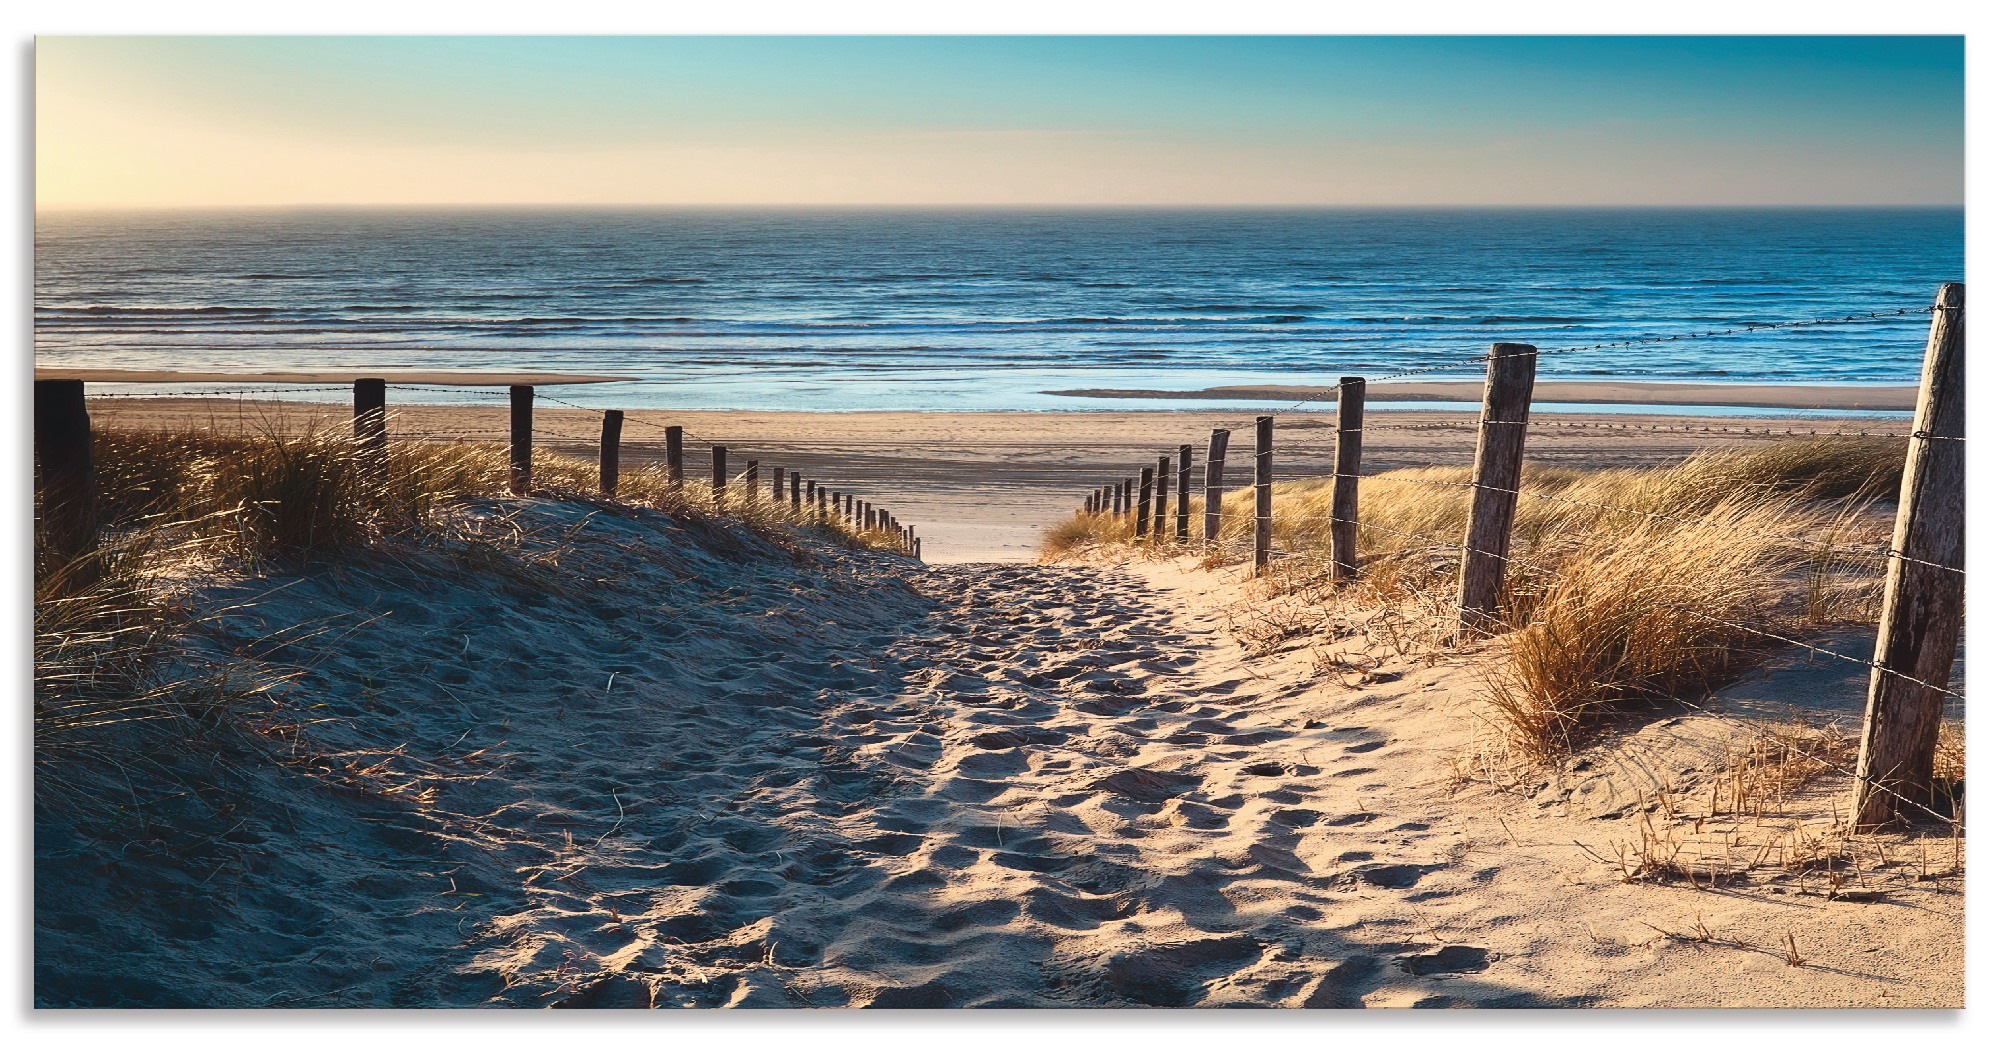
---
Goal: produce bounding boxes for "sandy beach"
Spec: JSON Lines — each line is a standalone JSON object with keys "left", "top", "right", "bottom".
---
{"left": 84, "top": 396, "right": 1912, "bottom": 564}
{"left": 1046, "top": 381, "right": 1919, "bottom": 411}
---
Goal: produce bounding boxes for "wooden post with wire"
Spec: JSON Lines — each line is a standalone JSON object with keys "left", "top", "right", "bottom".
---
{"left": 508, "top": 384, "right": 534, "bottom": 496}
{"left": 598, "top": 409, "right": 623, "bottom": 497}
{"left": 34, "top": 378, "right": 97, "bottom": 580}
{"left": 1253, "top": 416, "right": 1274, "bottom": 572}
{"left": 791, "top": 470, "right": 803, "bottom": 509}
{"left": 1203, "top": 428, "right": 1230, "bottom": 543}
{"left": 1136, "top": 466, "right": 1155, "bottom": 540}
{"left": 1457, "top": 343, "right": 1537, "bottom": 632}
{"left": 665, "top": 426, "right": 685, "bottom": 489}
{"left": 1153, "top": 454, "right": 1170, "bottom": 541}
{"left": 1852, "top": 281, "right": 1965, "bottom": 829}
{"left": 710, "top": 445, "right": 727, "bottom": 506}
{"left": 353, "top": 377, "right": 388, "bottom": 471}
{"left": 1122, "top": 478, "right": 1134, "bottom": 517}
{"left": 771, "top": 465, "right": 785, "bottom": 502}
{"left": 744, "top": 460, "right": 759, "bottom": 499}
{"left": 1175, "top": 443, "right": 1193, "bottom": 541}
{"left": 1330, "top": 376, "right": 1366, "bottom": 580}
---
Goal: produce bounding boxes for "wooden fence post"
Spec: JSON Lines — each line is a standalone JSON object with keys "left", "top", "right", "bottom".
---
{"left": 1153, "top": 454, "right": 1171, "bottom": 541}
{"left": 791, "top": 470, "right": 803, "bottom": 509}
{"left": 744, "top": 460, "right": 759, "bottom": 499}
{"left": 914, "top": 536, "right": 922, "bottom": 561}
{"left": 1203, "top": 428, "right": 1230, "bottom": 543}
{"left": 1253, "top": 416, "right": 1274, "bottom": 572}
{"left": 710, "top": 445, "right": 727, "bottom": 506}
{"left": 34, "top": 378, "right": 97, "bottom": 576}
{"left": 1176, "top": 444, "right": 1193, "bottom": 541}
{"left": 1852, "top": 282, "right": 1966, "bottom": 829}
{"left": 1457, "top": 343, "right": 1538, "bottom": 631}
{"left": 1103, "top": 485, "right": 1115, "bottom": 514}
{"left": 353, "top": 377, "right": 387, "bottom": 467}
{"left": 1137, "top": 466, "right": 1155, "bottom": 540}
{"left": 1122, "top": 478, "right": 1134, "bottom": 517}
{"left": 1330, "top": 376, "right": 1366, "bottom": 580}
{"left": 598, "top": 409, "right": 623, "bottom": 497}
{"left": 665, "top": 426, "right": 685, "bottom": 489}
{"left": 771, "top": 465, "right": 785, "bottom": 502}
{"left": 509, "top": 384, "right": 534, "bottom": 496}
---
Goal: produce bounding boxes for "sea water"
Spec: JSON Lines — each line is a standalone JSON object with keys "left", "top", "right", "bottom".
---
{"left": 33, "top": 207, "right": 1963, "bottom": 413}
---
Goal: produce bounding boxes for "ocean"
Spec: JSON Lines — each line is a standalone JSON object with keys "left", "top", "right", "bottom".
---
{"left": 33, "top": 207, "right": 1963, "bottom": 413}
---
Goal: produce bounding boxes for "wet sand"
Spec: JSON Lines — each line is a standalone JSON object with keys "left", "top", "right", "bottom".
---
{"left": 1045, "top": 381, "right": 1918, "bottom": 411}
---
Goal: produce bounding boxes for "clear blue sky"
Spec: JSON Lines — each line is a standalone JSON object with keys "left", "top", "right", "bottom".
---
{"left": 37, "top": 35, "right": 1965, "bottom": 207}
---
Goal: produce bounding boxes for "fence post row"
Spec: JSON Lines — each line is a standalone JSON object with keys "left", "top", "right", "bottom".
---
{"left": 1176, "top": 444, "right": 1193, "bottom": 541}
{"left": 598, "top": 409, "right": 623, "bottom": 497}
{"left": 1852, "top": 282, "right": 1966, "bottom": 829}
{"left": 1203, "top": 428, "right": 1230, "bottom": 543}
{"left": 504, "top": 384, "right": 535, "bottom": 496}
{"left": 1153, "top": 454, "right": 1170, "bottom": 540}
{"left": 1456, "top": 343, "right": 1538, "bottom": 632}
{"left": 665, "top": 426, "right": 685, "bottom": 489}
{"left": 710, "top": 445, "right": 728, "bottom": 505}
{"left": 33, "top": 379, "right": 98, "bottom": 580}
{"left": 1253, "top": 417, "right": 1274, "bottom": 572}
{"left": 1330, "top": 376, "right": 1366, "bottom": 580}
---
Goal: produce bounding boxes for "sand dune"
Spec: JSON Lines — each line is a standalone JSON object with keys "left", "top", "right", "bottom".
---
{"left": 35, "top": 495, "right": 1960, "bottom": 1007}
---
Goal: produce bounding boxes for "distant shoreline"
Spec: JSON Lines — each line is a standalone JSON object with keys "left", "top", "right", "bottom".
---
{"left": 33, "top": 368, "right": 629, "bottom": 386}
{"left": 1043, "top": 380, "right": 1918, "bottom": 411}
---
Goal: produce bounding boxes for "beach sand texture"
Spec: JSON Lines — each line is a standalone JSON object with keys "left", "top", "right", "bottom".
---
{"left": 36, "top": 487, "right": 1961, "bottom": 1007}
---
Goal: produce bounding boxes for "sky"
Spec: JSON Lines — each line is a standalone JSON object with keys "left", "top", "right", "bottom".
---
{"left": 34, "top": 35, "right": 1965, "bottom": 209}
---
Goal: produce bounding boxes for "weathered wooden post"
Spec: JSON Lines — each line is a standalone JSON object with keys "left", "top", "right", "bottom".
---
{"left": 914, "top": 537, "right": 922, "bottom": 560}
{"left": 744, "top": 460, "right": 759, "bottom": 499}
{"left": 665, "top": 426, "right": 685, "bottom": 489}
{"left": 1254, "top": 416, "right": 1274, "bottom": 572}
{"left": 1122, "top": 478, "right": 1134, "bottom": 516}
{"left": 791, "top": 471, "right": 803, "bottom": 509}
{"left": 1203, "top": 428, "right": 1230, "bottom": 543}
{"left": 353, "top": 377, "right": 388, "bottom": 466}
{"left": 509, "top": 384, "right": 534, "bottom": 496}
{"left": 598, "top": 409, "right": 624, "bottom": 497}
{"left": 771, "top": 465, "right": 785, "bottom": 502}
{"left": 1136, "top": 466, "right": 1155, "bottom": 540}
{"left": 1153, "top": 454, "right": 1171, "bottom": 541}
{"left": 710, "top": 445, "right": 728, "bottom": 506}
{"left": 34, "top": 379, "right": 97, "bottom": 578}
{"left": 1103, "top": 485, "right": 1115, "bottom": 514}
{"left": 1175, "top": 443, "right": 1193, "bottom": 541}
{"left": 1853, "top": 282, "right": 1966, "bottom": 829}
{"left": 1330, "top": 376, "right": 1366, "bottom": 580}
{"left": 1457, "top": 343, "right": 1538, "bottom": 632}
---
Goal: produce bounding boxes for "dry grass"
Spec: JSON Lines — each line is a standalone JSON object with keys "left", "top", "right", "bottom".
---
{"left": 36, "top": 421, "right": 909, "bottom": 795}
{"left": 1043, "top": 436, "right": 1908, "bottom": 763}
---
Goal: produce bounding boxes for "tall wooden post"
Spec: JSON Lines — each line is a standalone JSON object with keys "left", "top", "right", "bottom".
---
{"left": 1852, "top": 282, "right": 1966, "bottom": 829}
{"left": 1203, "top": 428, "right": 1230, "bottom": 543}
{"left": 34, "top": 379, "right": 97, "bottom": 578}
{"left": 1253, "top": 416, "right": 1274, "bottom": 572}
{"left": 914, "top": 537, "right": 922, "bottom": 561}
{"left": 1175, "top": 443, "right": 1193, "bottom": 541}
{"left": 771, "top": 465, "right": 785, "bottom": 502}
{"left": 665, "top": 426, "right": 685, "bottom": 489}
{"left": 1330, "top": 376, "right": 1366, "bottom": 580}
{"left": 1103, "top": 485, "right": 1115, "bottom": 514}
{"left": 791, "top": 470, "right": 803, "bottom": 509}
{"left": 508, "top": 384, "right": 534, "bottom": 496}
{"left": 744, "top": 460, "right": 759, "bottom": 499}
{"left": 1457, "top": 343, "right": 1538, "bottom": 631}
{"left": 1136, "top": 467, "right": 1155, "bottom": 540}
{"left": 352, "top": 378, "right": 388, "bottom": 467}
{"left": 1153, "top": 454, "right": 1171, "bottom": 542}
{"left": 598, "top": 409, "right": 623, "bottom": 497}
{"left": 710, "top": 445, "right": 728, "bottom": 506}
{"left": 1122, "top": 478, "right": 1134, "bottom": 516}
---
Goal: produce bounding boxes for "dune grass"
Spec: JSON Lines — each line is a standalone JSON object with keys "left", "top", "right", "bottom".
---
{"left": 36, "top": 420, "right": 909, "bottom": 784}
{"left": 1043, "top": 436, "right": 1906, "bottom": 760}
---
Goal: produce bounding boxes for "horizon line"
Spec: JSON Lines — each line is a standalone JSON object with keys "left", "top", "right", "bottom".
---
{"left": 36, "top": 201, "right": 1969, "bottom": 214}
